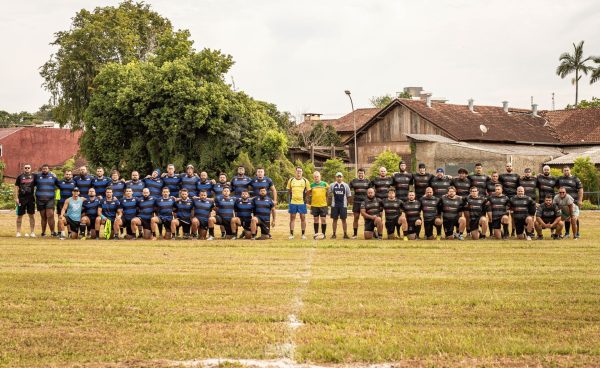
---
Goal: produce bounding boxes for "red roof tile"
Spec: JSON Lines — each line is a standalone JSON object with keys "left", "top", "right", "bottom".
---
{"left": 296, "top": 108, "right": 380, "bottom": 133}
{"left": 0, "top": 127, "right": 24, "bottom": 140}
{"left": 540, "top": 108, "right": 600, "bottom": 145}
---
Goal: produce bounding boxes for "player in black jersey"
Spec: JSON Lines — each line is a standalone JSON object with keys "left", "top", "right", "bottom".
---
{"left": 349, "top": 168, "right": 370, "bottom": 239}
{"left": 413, "top": 163, "right": 433, "bottom": 199}
{"left": 464, "top": 186, "right": 488, "bottom": 240}
{"left": 534, "top": 194, "right": 563, "bottom": 240}
{"left": 382, "top": 189, "right": 403, "bottom": 239}
{"left": 537, "top": 165, "right": 557, "bottom": 204}
{"left": 430, "top": 168, "right": 452, "bottom": 198}
{"left": 360, "top": 188, "right": 383, "bottom": 240}
{"left": 392, "top": 160, "right": 413, "bottom": 202}
{"left": 468, "top": 163, "right": 489, "bottom": 195}
{"left": 508, "top": 186, "right": 537, "bottom": 240}
{"left": 452, "top": 168, "right": 471, "bottom": 198}
{"left": 519, "top": 168, "right": 538, "bottom": 202}
{"left": 440, "top": 186, "right": 466, "bottom": 240}
{"left": 500, "top": 162, "right": 520, "bottom": 237}
{"left": 486, "top": 184, "right": 510, "bottom": 240}
{"left": 419, "top": 187, "right": 442, "bottom": 240}
{"left": 370, "top": 167, "right": 393, "bottom": 201}
{"left": 401, "top": 191, "right": 422, "bottom": 240}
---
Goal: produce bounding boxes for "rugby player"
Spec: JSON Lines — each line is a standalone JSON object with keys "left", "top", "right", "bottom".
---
{"left": 413, "top": 163, "right": 433, "bottom": 199}
{"left": 535, "top": 194, "right": 563, "bottom": 240}
{"left": 75, "top": 166, "right": 93, "bottom": 199}
{"left": 308, "top": 171, "right": 329, "bottom": 240}
{"left": 554, "top": 186, "right": 580, "bottom": 240}
{"left": 360, "top": 188, "right": 383, "bottom": 240}
{"left": 370, "top": 167, "right": 393, "bottom": 201}
{"left": 56, "top": 169, "right": 76, "bottom": 238}
{"left": 34, "top": 164, "right": 58, "bottom": 237}
{"left": 162, "top": 164, "right": 181, "bottom": 198}
{"left": 556, "top": 166, "right": 583, "bottom": 238}
{"left": 131, "top": 188, "right": 156, "bottom": 240}
{"left": 231, "top": 166, "right": 252, "bottom": 197}
{"left": 537, "top": 165, "right": 557, "bottom": 204}
{"left": 213, "top": 173, "right": 229, "bottom": 201}
{"left": 430, "top": 168, "right": 452, "bottom": 199}
{"left": 59, "top": 187, "right": 84, "bottom": 239}
{"left": 196, "top": 171, "right": 214, "bottom": 198}
{"left": 392, "top": 160, "right": 413, "bottom": 202}
{"left": 119, "top": 188, "right": 139, "bottom": 240}
{"left": 143, "top": 169, "right": 164, "bottom": 198}
{"left": 519, "top": 168, "right": 538, "bottom": 202}
{"left": 487, "top": 184, "right": 510, "bottom": 240}
{"left": 382, "top": 187, "right": 403, "bottom": 239}
{"left": 419, "top": 187, "right": 442, "bottom": 240}
{"left": 250, "top": 168, "right": 277, "bottom": 204}
{"left": 440, "top": 186, "right": 466, "bottom": 240}
{"left": 80, "top": 188, "right": 100, "bottom": 239}
{"left": 172, "top": 188, "right": 194, "bottom": 239}
{"left": 401, "top": 191, "right": 422, "bottom": 240}
{"left": 92, "top": 167, "right": 110, "bottom": 199}
{"left": 329, "top": 172, "right": 351, "bottom": 239}
{"left": 464, "top": 186, "right": 488, "bottom": 240}
{"left": 508, "top": 186, "right": 537, "bottom": 240}
{"left": 14, "top": 164, "right": 36, "bottom": 237}
{"left": 96, "top": 187, "right": 122, "bottom": 240}
{"left": 349, "top": 168, "right": 370, "bottom": 239}
{"left": 214, "top": 186, "right": 236, "bottom": 239}
{"left": 191, "top": 189, "right": 216, "bottom": 240}
{"left": 152, "top": 187, "right": 177, "bottom": 240}
{"left": 109, "top": 170, "right": 126, "bottom": 199}
{"left": 252, "top": 187, "right": 276, "bottom": 240}
{"left": 181, "top": 165, "right": 200, "bottom": 197}
{"left": 126, "top": 171, "right": 145, "bottom": 199}
{"left": 286, "top": 167, "right": 310, "bottom": 239}
{"left": 452, "top": 168, "right": 471, "bottom": 198}
{"left": 500, "top": 162, "right": 519, "bottom": 236}
{"left": 468, "top": 163, "right": 489, "bottom": 195}
{"left": 232, "top": 189, "right": 257, "bottom": 239}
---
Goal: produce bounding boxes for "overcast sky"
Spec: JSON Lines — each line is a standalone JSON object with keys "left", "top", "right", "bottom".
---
{"left": 1, "top": 0, "right": 599, "bottom": 121}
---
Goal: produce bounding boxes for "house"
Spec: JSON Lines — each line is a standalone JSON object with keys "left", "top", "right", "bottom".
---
{"left": 0, "top": 127, "right": 82, "bottom": 182}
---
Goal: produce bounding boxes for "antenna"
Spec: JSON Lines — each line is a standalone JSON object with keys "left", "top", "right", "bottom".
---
{"left": 552, "top": 92, "right": 555, "bottom": 111}
{"left": 531, "top": 96, "right": 534, "bottom": 105}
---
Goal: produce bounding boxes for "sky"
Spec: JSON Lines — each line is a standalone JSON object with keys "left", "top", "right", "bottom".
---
{"left": 1, "top": 0, "right": 599, "bottom": 121}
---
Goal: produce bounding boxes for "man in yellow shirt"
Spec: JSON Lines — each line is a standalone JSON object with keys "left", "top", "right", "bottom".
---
{"left": 308, "top": 171, "right": 329, "bottom": 240}
{"left": 286, "top": 167, "right": 310, "bottom": 240}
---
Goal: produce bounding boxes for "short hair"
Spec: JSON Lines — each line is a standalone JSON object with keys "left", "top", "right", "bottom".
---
{"left": 238, "top": 166, "right": 245, "bottom": 169}
{"left": 96, "top": 167, "right": 104, "bottom": 171}
{"left": 111, "top": 169, "right": 120, "bottom": 176}
{"left": 388, "top": 187, "right": 396, "bottom": 193}
{"left": 495, "top": 183, "right": 503, "bottom": 188}
{"left": 180, "top": 188, "right": 188, "bottom": 192}
{"left": 358, "top": 168, "right": 365, "bottom": 173}
{"left": 563, "top": 166, "right": 570, "bottom": 170}
{"left": 106, "top": 187, "right": 113, "bottom": 191}
{"left": 545, "top": 194, "right": 553, "bottom": 200}
{"left": 41, "top": 163, "right": 49, "bottom": 168}
{"left": 64, "top": 169, "right": 72, "bottom": 173}
{"left": 295, "top": 166, "right": 303, "bottom": 170}
{"left": 491, "top": 171, "right": 498, "bottom": 175}
{"left": 475, "top": 163, "right": 482, "bottom": 167}
{"left": 241, "top": 188, "right": 249, "bottom": 193}
{"left": 256, "top": 167, "right": 264, "bottom": 171}
{"left": 219, "top": 172, "right": 227, "bottom": 177}
{"left": 198, "top": 189, "right": 207, "bottom": 194}
{"left": 469, "top": 186, "right": 478, "bottom": 191}
{"left": 167, "top": 164, "right": 175, "bottom": 169}
{"left": 458, "top": 168, "right": 468, "bottom": 174}
{"left": 162, "top": 187, "right": 170, "bottom": 191}
{"left": 448, "top": 186, "right": 456, "bottom": 191}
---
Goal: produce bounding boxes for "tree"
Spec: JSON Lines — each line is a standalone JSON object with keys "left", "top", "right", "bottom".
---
{"left": 572, "top": 156, "right": 600, "bottom": 202}
{"left": 556, "top": 41, "right": 596, "bottom": 106}
{"left": 294, "top": 121, "right": 341, "bottom": 148}
{"left": 321, "top": 158, "right": 353, "bottom": 183}
{"left": 591, "top": 57, "right": 600, "bottom": 85}
{"left": 567, "top": 97, "right": 600, "bottom": 109}
{"left": 370, "top": 94, "right": 394, "bottom": 108}
{"left": 368, "top": 150, "right": 402, "bottom": 178}
{"left": 40, "top": 1, "right": 174, "bottom": 129}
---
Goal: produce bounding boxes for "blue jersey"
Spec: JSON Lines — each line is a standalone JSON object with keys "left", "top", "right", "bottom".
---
{"left": 212, "top": 182, "right": 229, "bottom": 199}
{"left": 253, "top": 195, "right": 274, "bottom": 222}
{"left": 56, "top": 178, "right": 76, "bottom": 204}
{"left": 193, "top": 198, "right": 214, "bottom": 220}
{"left": 92, "top": 176, "right": 111, "bottom": 198}
{"left": 136, "top": 195, "right": 156, "bottom": 220}
{"left": 234, "top": 197, "right": 254, "bottom": 219}
{"left": 174, "top": 198, "right": 193, "bottom": 221}
{"left": 143, "top": 177, "right": 164, "bottom": 198}
{"left": 120, "top": 197, "right": 138, "bottom": 220}
{"left": 82, "top": 197, "right": 100, "bottom": 218}
{"left": 216, "top": 196, "right": 236, "bottom": 221}
{"left": 75, "top": 175, "right": 94, "bottom": 199}
{"left": 108, "top": 180, "right": 126, "bottom": 199}
{"left": 100, "top": 198, "right": 120, "bottom": 221}
{"left": 156, "top": 196, "right": 176, "bottom": 221}
{"left": 231, "top": 175, "right": 252, "bottom": 197}
{"left": 250, "top": 176, "right": 274, "bottom": 197}
{"left": 162, "top": 174, "right": 181, "bottom": 198}
{"left": 196, "top": 179, "right": 213, "bottom": 197}
{"left": 126, "top": 180, "right": 145, "bottom": 199}
{"left": 180, "top": 175, "right": 200, "bottom": 197}
{"left": 34, "top": 172, "right": 57, "bottom": 201}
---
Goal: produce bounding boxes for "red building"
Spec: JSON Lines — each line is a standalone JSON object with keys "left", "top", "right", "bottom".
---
{"left": 0, "top": 127, "right": 82, "bottom": 182}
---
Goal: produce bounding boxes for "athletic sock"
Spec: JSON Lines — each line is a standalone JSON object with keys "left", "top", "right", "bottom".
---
{"left": 208, "top": 228, "right": 214, "bottom": 237}
{"left": 314, "top": 223, "right": 319, "bottom": 234}
{"left": 353, "top": 227, "right": 358, "bottom": 236}
{"left": 415, "top": 225, "right": 422, "bottom": 236}
{"left": 565, "top": 221, "right": 571, "bottom": 234}
{"left": 290, "top": 230, "right": 294, "bottom": 236}
{"left": 79, "top": 224, "right": 86, "bottom": 236}
{"left": 435, "top": 224, "right": 442, "bottom": 236}
{"left": 301, "top": 229, "right": 305, "bottom": 235}
{"left": 321, "top": 223, "right": 327, "bottom": 234}
{"left": 502, "top": 223, "right": 509, "bottom": 236}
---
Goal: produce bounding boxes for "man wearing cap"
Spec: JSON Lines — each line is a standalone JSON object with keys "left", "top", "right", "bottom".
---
{"left": 413, "top": 163, "right": 433, "bottom": 199}
{"left": 286, "top": 167, "right": 310, "bottom": 240}
{"left": 15, "top": 163, "right": 36, "bottom": 237}
{"left": 308, "top": 171, "right": 329, "bottom": 239}
{"left": 537, "top": 165, "right": 557, "bottom": 204}
{"left": 519, "top": 168, "right": 538, "bottom": 203}
{"left": 430, "top": 168, "right": 452, "bottom": 199}
{"left": 59, "top": 187, "right": 84, "bottom": 239}
{"left": 328, "top": 172, "right": 352, "bottom": 239}
{"left": 349, "top": 168, "right": 370, "bottom": 239}
{"left": 392, "top": 160, "right": 413, "bottom": 202}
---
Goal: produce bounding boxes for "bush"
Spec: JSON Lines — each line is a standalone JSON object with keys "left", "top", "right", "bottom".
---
{"left": 294, "top": 159, "right": 315, "bottom": 180}
{"left": 580, "top": 200, "right": 599, "bottom": 210}
{"left": 0, "top": 183, "right": 15, "bottom": 210}
{"left": 369, "top": 150, "right": 402, "bottom": 178}
{"left": 321, "top": 158, "right": 353, "bottom": 183}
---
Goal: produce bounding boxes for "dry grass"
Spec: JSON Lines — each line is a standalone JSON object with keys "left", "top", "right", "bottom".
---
{"left": 0, "top": 212, "right": 599, "bottom": 367}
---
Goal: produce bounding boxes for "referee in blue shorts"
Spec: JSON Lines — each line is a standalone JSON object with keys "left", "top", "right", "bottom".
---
{"left": 286, "top": 167, "right": 310, "bottom": 239}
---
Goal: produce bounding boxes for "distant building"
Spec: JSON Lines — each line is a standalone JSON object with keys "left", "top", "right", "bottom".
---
{"left": 0, "top": 127, "right": 82, "bottom": 182}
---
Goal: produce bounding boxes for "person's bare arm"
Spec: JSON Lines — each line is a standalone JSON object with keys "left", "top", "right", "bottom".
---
{"left": 578, "top": 188, "right": 584, "bottom": 206}
{"left": 271, "top": 207, "right": 276, "bottom": 227}
{"left": 61, "top": 198, "right": 70, "bottom": 218}
{"left": 271, "top": 185, "right": 278, "bottom": 204}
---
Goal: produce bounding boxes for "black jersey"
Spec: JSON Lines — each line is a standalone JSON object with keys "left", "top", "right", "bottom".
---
{"left": 556, "top": 175, "right": 583, "bottom": 202}
{"left": 349, "top": 178, "right": 370, "bottom": 203}
{"left": 15, "top": 173, "right": 35, "bottom": 198}
{"left": 370, "top": 176, "right": 393, "bottom": 200}
{"left": 441, "top": 195, "right": 464, "bottom": 220}
{"left": 536, "top": 203, "right": 562, "bottom": 223}
{"left": 465, "top": 195, "right": 488, "bottom": 218}
{"left": 382, "top": 198, "right": 403, "bottom": 220}
{"left": 499, "top": 173, "right": 519, "bottom": 197}
{"left": 468, "top": 174, "right": 489, "bottom": 195}
{"left": 509, "top": 195, "right": 537, "bottom": 220}
{"left": 392, "top": 172, "right": 413, "bottom": 201}
{"left": 420, "top": 196, "right": 442, "bottom": 221}
{"left": 537, "top": 174, "right": 557, "bottom": 202}
{"left": 487, "top": 180, "right": 502, "bottom": 196}
{"left": 361, "top": 197, "right": 383, "bottom": 217}
{"left": 430, "top": 176, "right": 452, "bottom": 198}
{"left": 413, "top": 173, "right": 433, "bottom": 199}
{"left": 402, "top": 200, "right": 422, "bottom": 222}
{"left": 452, "top": 177, "right": 471, "bottom": 198}
{"left": 519, "top": 175, "right": 538, "bottom": 202}
{"left": 487, "top": 194, "right": 510, "bottom": 220}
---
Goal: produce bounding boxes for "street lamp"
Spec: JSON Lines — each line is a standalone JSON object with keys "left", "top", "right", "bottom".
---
{"left": 344, "top": 90, "right": 358, "bottom": 177}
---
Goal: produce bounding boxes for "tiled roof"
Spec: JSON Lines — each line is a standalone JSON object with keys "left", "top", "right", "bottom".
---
{"left": 540, "top": 108, "right": 600, "bottom": 145}
{"left": 296, "top": 108, "right": 380, "bottom": 133}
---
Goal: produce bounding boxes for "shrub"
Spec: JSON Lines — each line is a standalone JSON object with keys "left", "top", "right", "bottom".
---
{"left": 369, "top": 150, "right": 402, "bottom": 178}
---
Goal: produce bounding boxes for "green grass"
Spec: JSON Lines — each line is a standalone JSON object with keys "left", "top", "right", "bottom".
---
{"left": 1, "top": 212, "right": 600, "bottom": 367}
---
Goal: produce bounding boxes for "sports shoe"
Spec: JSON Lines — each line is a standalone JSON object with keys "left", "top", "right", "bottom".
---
{"left": 207, "top": 236, "right": 215, "bottom": 241}
{"left": 564, "top": 233, "right": 570, "bottom": 239}
{"left": 231, "top": 236, "right": 237, "bottom": 240}
{"left": 526, "top": 235, "right": 532, "bottom": 241}
{"left": 288, "top": 235, "right": 295, "bottom": 240}
{"left": 343, "top": 234, "right": 350, "bottom": 239}
{"left": 538, "top": 235, "right": 545, "bottom": 240}
{"left": 24, "top": 233, "right": 29, "bottom": 237}
{"left": 80, "top": 236, "right": 86, "bottom": 240}
{"left": 457, "top": 234, "right": 464, "bottom": 241}
{"left": 436, "top": 235, "right": 441, "bottom": 241}
{"left": 574, "top": 235, "right": 580, "bottom": 240}
{"left": 351, "top": 235, "right": 357, "bottom": 239}
{"left": 330, "top": 234, "right": 337, "bottom": 239}
{"left": 301, "top": 235, "right": 307, "bottom": 240}
{"left": 16, "top": 232, "right": 21, "bottom": 238}
{"left": 29, "top": 233, "right": 36, "bottom": 238}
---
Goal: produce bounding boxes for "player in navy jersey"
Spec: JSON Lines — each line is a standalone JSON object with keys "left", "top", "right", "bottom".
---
{"left": 126, "top": 171, "right": 145, "bottom": 199}
{"left": 252, "top": 187, "right": 276, "bottom": 239}
{"left": 250, "top": 167, "right": 278, "bottom": 204}
{"left": 180, "top": 165, "right": 200, "bottom": 197}
{"left": 231, "top": 166, "right": 252, "bottom": 197}
{"left": 75, "top": 166, "right": 94, "bottom": 199}
{"left": 80, "top": 188, "right": 101, "bottom": 239}
{"left": 196, "top": 172, "right": 214, "bottom": 197}
{"left": 131, "top": 188, "right": 156, "bottom": 240}
{"left": 212, "top": 173, "right": 229, "bottom": 200}
{"left": 215, "top": 187, "right": 237, "bottom": 238}
{"left": 34, "top": 164, "right": 58, "bottom": 237}
{"left": 96, "top": 187, "right": 122, "bottom": 239}
{"left": 152, "top": 187, "right": 177, "bottom": 240}
{"left": 232, "top": 189, "right": 257, "bottom": 239}
{"left": 92, "top": 167, "right": 111, "bottom": 199}
{"left": 119, "top": 188, "right": 138, "bottom": 239}
{"left": 56, "top": 169, "right": 76, "bottom": 237}
{"left": 191, "top": 190, "right": 216, "bottom": 240}
{"left": 162, "top": 164, "right": 181, "bottom": 198}
{"left": 109, "top": 170, "right": 126, "bottom": 199}
{"left": 143, "top": 169, "right": 164, "bottom": 198}
{"left": 172, "top": 189, "right": 194, "bottom": 239}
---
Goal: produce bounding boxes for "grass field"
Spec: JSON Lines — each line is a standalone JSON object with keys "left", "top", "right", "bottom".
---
{"left": 1, "top": 211, "right": 600, "bottom": 367}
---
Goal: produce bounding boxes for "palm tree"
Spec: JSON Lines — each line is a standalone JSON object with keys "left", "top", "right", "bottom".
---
{"left": 556, "top": 41, "right": 595, "bottom": 106}
{"left": 591, "top": 57, "right": 600, "bottom": 85}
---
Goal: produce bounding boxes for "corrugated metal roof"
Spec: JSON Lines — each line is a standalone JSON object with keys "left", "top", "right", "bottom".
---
{"left": 545, "top": 147, "right": 600, "bottom": 165}
{"left": 457, "top": 142, "right": 564, "bottom": 156}
{"left": 405, "top": 133, "right": 457, "bottom": 143}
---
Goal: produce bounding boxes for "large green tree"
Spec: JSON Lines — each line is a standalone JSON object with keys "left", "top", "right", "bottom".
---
{"left": 556, "top": 41, "right": 596, "bottom": 106}
{"left": 40, "top": 1, "right": 173, "bottom": 129}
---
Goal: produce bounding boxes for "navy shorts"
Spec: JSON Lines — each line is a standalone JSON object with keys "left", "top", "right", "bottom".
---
{"left": 331, "top": 207, "right": 347, "bottom": 220}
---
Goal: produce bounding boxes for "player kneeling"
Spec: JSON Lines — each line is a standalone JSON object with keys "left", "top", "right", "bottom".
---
{"left": 59, "top": 187, "right": 84, "bottom": 239}
{"left": 172, "top": 189, "right": 194, "bottom": 239}
{"left": 252, "top": 187, "right": 276, "bottom": 240}
{"left": 361, "top": 188, "right": 383, "bottom": 240}
{"left": 232, "top": 189, "right": 258, "bottom": 239}
{"left": 535, "top": 194, "right": 564, "bottom": 240}
{"left": 152, "top": 187, "right": 177, "bottom": 240}
{"left": 464, "top": 187, "right": 488, "bottom": 240}
{"left": 191, "top": 190, "right": 217, "bottom": 240}
{"left": 96, "top": 188, "right": 122, "bottom": 240}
